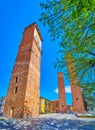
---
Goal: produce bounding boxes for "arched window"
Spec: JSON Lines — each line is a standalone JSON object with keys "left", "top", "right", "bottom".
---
{"left": 14, "top": 76, "right": 18, "bottom": 84}
{"left": 14, "top": 86, "right": 18, "bottom": 94}
{"left": 76, "top": 97, "right": 78, "bottom": 101}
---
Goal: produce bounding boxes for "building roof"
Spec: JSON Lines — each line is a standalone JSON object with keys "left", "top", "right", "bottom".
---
{"left": 51, "top": 100, "right": 59, "bottom": 102}
{"left": 40, "top": 96, "right": 50, "bottom": 101}
{"left": 24, "top": 22, "right": 43, "bottom": 41}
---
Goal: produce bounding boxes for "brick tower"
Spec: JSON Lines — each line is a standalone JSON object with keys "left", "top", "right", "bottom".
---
{"left": 66, "top": 54, "right": 85, "bottom": 114}
{"left": 58, "top": 72, "right": 67, "bottom": 113}
{"left": 4, "top": 23, "right": 42, "bottom": 118}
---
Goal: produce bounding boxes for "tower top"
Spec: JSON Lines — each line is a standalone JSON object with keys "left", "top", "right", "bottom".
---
{"left": 57, "top": 72, "right": 63, "bottom": 77}
{"left": 24, "top": 22, "right": 43, "bottom": 41}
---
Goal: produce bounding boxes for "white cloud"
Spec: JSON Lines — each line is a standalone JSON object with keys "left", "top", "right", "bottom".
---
{"left": 54, "top": 88, "right": 58, "bottom": 94}
{"left": 54, "top": 86, "right": 71, "bottom": 94}
{"left": 65, "top": 86, "right": 71, "bottom": 93}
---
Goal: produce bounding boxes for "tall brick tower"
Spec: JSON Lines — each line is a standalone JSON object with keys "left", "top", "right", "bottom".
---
{"left": 66, "top": 54, "right": 85, "bottom": 114}
{"left": 58, "top": 72, "right": 67, "bottom": 113}
{"left": 4, "top": 23, "right": 42, "bottom": 118}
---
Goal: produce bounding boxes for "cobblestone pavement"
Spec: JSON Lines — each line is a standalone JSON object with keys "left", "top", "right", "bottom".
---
{"left": 0, "top": 114, "right": 95, "bottom": 130}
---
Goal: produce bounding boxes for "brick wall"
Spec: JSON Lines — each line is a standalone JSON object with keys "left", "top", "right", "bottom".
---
{"left": 66, "top": 54, "right": 85, "bottom": 114}
{"left": 58, "top": 72, "right": 67, "bottom": 113}
{"left": 4, "top": 23, "right": 42, "bottom": 118}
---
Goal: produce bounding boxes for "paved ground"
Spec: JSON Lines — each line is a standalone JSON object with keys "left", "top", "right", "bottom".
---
{"left": 40, "top": 113, "right": 95, "bottom": 121}
{"left": 0, "top": 114, "right": 95, "bottom": 130}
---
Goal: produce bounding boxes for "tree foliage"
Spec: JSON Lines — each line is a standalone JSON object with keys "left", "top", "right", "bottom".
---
{"left": 40, "top": 0, "right": 95, "bottom": 93}
{"left": 83, "top": 93, "right": 95, "bottom": 111}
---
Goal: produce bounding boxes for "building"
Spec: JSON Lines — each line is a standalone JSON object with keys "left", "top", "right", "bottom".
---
{"left": 39, "top": 97, "right": 50, "bottom": 114}
{"left": 66, "top": 105, "right": 73, "bottom": 113}
{"left": 39, "top": 98, "right": 72, "bottom": 114}
{"left": 40, "top": 97, "right": 59, "bottom": 114}
{"left": 0, "top": 97, "right": 6, "bottom": 116}
{"left": 39, "top": 98, "right": 59, "bottom": 114}
{"left": 50, "top": 100, "right": 59, "bottom": 113}
{"left": 4, "top": 23, "right": 42, "bottom": 118}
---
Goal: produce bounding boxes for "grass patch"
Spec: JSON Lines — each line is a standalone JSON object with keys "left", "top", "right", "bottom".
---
{"left": 79, "top": 116, "right": 95, "bottom": 118}
{"left": 0, "top": 117, "right": 7, "bottom": 121}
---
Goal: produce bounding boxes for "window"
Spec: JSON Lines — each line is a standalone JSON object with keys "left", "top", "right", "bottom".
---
{"left": 14, "top": 76, "right": 18, "bottom": 84}
{"left": 36, "top": 55, "right": 38, "bottom": 57}
{"left": 56, "top": 103, "right": 58, "bottom": 106}
{"left": 34, "top": 35, "right": 39, "bottom": 44}
{"left": 62, "top": 104, "right": 64, "bottom": 108}
{"left": 29, "top": 48, "right": 32, "bottom": 52}
{"left": 34, "top": 35, "right": 41, "bottom": 48}
{"left": 14, "top": 87, "right": 18, "bottom": 94}
{"left": 76, "top": 97, "right": 78, "bottom": 101}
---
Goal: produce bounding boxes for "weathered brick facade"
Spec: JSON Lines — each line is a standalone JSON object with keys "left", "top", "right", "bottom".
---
{"left": 66, "top": 54, "right": 85, "bottom": 114}
{"left": 50, "top": 100, "right": 59, "bottom": 113}
{"left": 3, "top": 23, "right": 42, "bottom": 118}
{"left": 58, "top": 72, "right": 67, "bottom": 113}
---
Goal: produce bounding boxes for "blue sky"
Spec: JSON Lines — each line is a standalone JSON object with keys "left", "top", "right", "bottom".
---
{"left": 0, "top": 0, "right": 72, "bottom": 105}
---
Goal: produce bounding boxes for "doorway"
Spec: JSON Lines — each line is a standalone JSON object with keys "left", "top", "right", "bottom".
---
{"left": 10, "top": 107, "right": 15, "bottom": 117}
